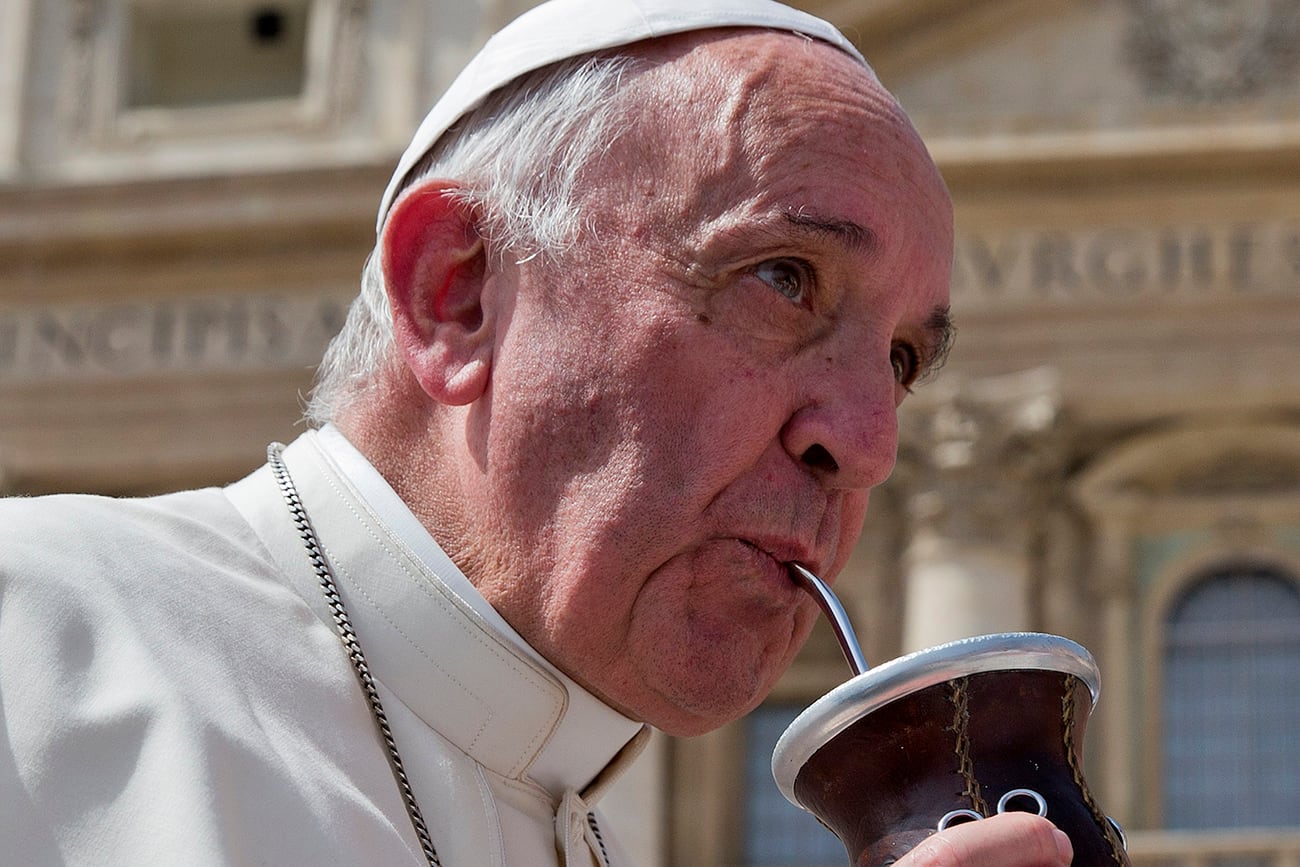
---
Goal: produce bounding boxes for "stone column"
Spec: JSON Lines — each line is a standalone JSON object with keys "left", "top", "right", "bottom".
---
{"left": 899, "top": 368, "right": 1062, "bottom": 653}
{"left": 0, "top": 0, "right": 32, "bottom": 179}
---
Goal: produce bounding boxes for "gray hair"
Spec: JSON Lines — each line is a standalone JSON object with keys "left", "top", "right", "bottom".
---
{"left": 305, "top": 54, "right": 635, "bottom": 426}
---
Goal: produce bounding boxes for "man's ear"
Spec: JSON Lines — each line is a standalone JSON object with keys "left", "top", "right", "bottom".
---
{"left": 381, "top": 181, "right": 495, "bottom": 406}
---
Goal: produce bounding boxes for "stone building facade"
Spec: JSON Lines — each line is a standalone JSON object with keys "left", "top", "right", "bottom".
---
{"left": 2, "top": 1, "right": 1298, "bottom": 865}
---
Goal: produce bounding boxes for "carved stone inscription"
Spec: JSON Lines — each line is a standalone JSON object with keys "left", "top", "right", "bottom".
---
{"left": 1124, "top": 0, "right": 1300, "bottom": 101}
{"left": 0, "top": 293, "right": 349, "bottom": 381}
{"left": 952, "top": 222, "right": 1300, "bottom": 309}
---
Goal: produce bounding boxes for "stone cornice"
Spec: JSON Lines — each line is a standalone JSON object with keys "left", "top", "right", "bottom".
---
{"left": 0, "top": 162, "right": 388, "bottom": 266}
{"left": 933, "top": 125, "right": 1300, "bottom": 192}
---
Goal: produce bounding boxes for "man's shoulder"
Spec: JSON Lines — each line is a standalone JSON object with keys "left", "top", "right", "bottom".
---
{"left": 0, "top": 478, "right": 401, "bottom": 865}
{"left": 0, "top": 485, "right": 240, "bottom": 570}
{"left": 0, "top": 476, "right": 329, "bottom": 720}
{"left": 0, "top": 482, "right": 283, "bottom": 618}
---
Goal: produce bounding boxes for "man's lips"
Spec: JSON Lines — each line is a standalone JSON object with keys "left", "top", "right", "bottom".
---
{"left": 735, "top": 538, "right": 822, "bottom": 599}
{"left": 677, "top": 537, "right": 823, "bottom": 610}
{"left": 738, "top": 535, "right": 821, "bottom": 577}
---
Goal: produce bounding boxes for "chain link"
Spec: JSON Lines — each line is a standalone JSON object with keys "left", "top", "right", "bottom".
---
{"left": 268, "top": 443, "right": 440, "bottom": 867}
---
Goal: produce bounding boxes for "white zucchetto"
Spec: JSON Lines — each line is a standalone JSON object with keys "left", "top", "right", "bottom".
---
{"left": 376, "top": 0, "right": 873, "bottom": 231}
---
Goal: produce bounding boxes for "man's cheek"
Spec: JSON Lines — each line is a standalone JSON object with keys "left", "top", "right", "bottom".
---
{"left": 831, "top": 493, "right": 873, "bottom": 573}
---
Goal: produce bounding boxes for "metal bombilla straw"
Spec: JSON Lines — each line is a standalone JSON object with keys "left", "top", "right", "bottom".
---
{"left": 788, "top": 562, "right": 869, "bottom": 676}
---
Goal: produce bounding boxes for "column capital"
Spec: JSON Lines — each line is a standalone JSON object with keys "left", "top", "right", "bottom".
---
{"left": 899, "top": 367, "right": 1064, "bottom": 547}
{"left": 897, "top": 368, "right": 1065, "bottom": 649}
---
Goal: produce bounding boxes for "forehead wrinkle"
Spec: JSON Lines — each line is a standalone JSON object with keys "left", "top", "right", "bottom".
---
{"left": 587, "top": 38, "right": 758, "bottom": 252}
{"left": 606, "top": 33, "right": 897, "bottom": 247}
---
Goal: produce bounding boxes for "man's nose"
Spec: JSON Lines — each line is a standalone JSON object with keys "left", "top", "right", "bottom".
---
{"left": 779, "top": 358, "right": 900, "bottom": 490}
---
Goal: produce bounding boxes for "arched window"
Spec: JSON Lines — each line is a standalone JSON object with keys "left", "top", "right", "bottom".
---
{"left": 1163, "top": 564, "right": 1300, "bottom": 828}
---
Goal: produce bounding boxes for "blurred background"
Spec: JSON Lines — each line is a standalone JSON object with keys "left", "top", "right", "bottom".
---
{"left": 2, "top": 1, "right": 1298, "bottom": 864}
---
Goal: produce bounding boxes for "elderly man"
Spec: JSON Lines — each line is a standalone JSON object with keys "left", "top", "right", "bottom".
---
{"left": 0, "top": 0, "right": 1073, "bottom": 865}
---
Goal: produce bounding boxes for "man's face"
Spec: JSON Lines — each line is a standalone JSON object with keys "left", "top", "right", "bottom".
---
{"left": 454, "top": 32, "right": 954, "bottom": 735}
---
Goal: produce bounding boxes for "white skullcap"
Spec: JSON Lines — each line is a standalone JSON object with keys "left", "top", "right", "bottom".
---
{"left": 376, "top": 0, "right": 872, "bottom": 232}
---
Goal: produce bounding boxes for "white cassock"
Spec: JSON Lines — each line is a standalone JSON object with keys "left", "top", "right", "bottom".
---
{"left": 0, "top": 427, "right": 647, "bottom": 866}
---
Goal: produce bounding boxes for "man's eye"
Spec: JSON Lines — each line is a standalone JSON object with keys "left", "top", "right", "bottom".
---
{"left": 752, "top": 258, "right": 813, "bottom": 306}
{"left": 891, "top": 342, "right": 921, "bottom": 389}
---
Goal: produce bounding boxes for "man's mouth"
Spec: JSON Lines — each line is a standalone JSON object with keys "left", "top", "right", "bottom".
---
{"left": 738, "top": 535, "right": 819, "bottom": 575}
{"left": 733, "top": 538, "right": 817, "bottom": 603}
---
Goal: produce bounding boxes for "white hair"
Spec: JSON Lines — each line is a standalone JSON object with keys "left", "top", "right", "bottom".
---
{"left": 306, "top": 54, "right": 635, "bottom": 426}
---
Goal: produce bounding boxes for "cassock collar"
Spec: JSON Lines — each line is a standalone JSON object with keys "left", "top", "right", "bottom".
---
{"left": 281, "top": 428, "right": 644, "bottom": 798}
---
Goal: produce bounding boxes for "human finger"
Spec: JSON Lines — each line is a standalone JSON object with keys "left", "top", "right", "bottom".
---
{"left": 892, "top": 812, "right": 1073, "bottom": 867}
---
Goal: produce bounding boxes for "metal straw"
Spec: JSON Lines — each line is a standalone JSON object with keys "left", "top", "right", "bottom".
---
{"left": 788, "top": 562, "right": 869, "bottom": 676}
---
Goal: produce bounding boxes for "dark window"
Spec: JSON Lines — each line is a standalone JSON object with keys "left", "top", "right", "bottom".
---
{"left": 125, "top": 1, "right": 310, "bottom": 109}
{"left": 1163, "top": 565, "right": 1300, "bottom": 829}
{"left": 743, "top": 703, "right": 846, "bottom": 865}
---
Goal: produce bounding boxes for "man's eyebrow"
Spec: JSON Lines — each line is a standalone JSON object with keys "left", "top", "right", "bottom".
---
{"left": 919, "top": 305, "right": 956, "bottom": 382}
{"left": 783, "top": 209, "right": 877, "bottom": 256}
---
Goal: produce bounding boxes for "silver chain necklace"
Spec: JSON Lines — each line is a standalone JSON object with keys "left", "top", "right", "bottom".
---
{"left": 267, "top": 443, "right": 440, "bottom": 867}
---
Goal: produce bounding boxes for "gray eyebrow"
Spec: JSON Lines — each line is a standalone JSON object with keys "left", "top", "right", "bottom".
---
{"left": 783, "top": 209, "right": 878, "bottom": 256}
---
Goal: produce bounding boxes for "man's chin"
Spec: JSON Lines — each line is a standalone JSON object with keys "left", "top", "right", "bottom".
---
{"left": 614, "top": 608, "right": 813, "bottom": 734}
{"left": 637, "top": 662, "right": 785, "bottom": 737}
